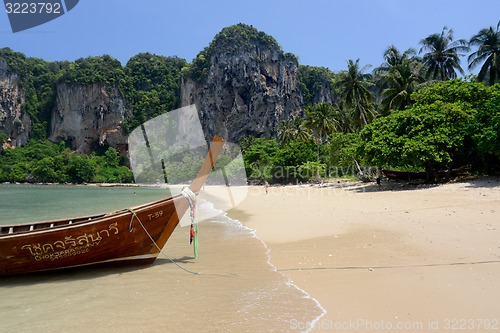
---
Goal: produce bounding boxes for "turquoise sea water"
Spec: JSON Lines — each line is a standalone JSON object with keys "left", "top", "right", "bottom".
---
{"left": 0, "top": 184, "right": 325, "bottom": 332}
{"left": 0, "top": 184, "right": 170, "bottom": 225}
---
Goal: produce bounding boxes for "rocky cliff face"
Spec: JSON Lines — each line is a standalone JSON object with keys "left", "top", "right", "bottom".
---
{"left": 181, "top": 25, "right": 303, "bottom": 142}
{"left": 1, "top": 25, "right": 307, "bottom": 152}
{"left": 0, "top": 59, "right": 31, "bottom": 147}
{"left": 312, "top": 83, "right": 335, "bottom": 105}
{"left": 49, "top": 83, "right": 127, "bottom": 153}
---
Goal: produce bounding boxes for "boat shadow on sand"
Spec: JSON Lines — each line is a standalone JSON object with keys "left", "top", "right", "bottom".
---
{"left": 0, "top": 255, "right": 197, "bottom": 286}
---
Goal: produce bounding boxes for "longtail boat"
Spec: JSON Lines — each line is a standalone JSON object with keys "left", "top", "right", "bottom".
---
{"left": 0, "top": 135, "right": 225, "bottom": 277}
{"left": 383, "top": 167, "right": 469, "bottom": 182}
{"left": 382, "top": 169, "right": 427, "bottom": 181}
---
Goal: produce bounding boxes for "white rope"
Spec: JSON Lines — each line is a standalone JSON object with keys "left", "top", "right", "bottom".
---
{"left": 181, "top": 187, "right": 197, "bottom": 204}
{"left": 278, "top": 260, "right": 500, "bottom": 272}
{"left": 181, "top": 187, "right": 199, "bottom": 259}
{"left": 181, "top": 187, "right": 197, "bottom": 223}
{"left": 128, "top": 208, "right": 200, "bottom": 275}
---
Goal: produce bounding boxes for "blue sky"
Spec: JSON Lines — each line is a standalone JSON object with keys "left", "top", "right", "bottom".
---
{"left": 0, "top": 0, "right": 499, "bottom": 74}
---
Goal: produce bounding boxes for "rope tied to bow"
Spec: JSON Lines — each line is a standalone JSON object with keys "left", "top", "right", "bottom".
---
{"left": 127, "top": 207, "right": 199, "bottom": 275}
{"left": 181, "top": 187, "right": 198, "bottom": 259}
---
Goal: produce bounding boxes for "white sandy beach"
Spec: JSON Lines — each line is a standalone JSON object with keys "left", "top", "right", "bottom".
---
{"left": 229, "top": 177, "right": 500, "bottom": 332}
{"left": 1, "top": 178, "right": 499, "bottom": 332}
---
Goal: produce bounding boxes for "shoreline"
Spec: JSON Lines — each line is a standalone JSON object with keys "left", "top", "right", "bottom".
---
{"left": 228, "top": 176, "right": 500, "bottom": 332}
{"left": 218, "top": 208, "right": 328, "bottom": 331}
{"left": 1, "top": 172, "right": 490, "bottom": 187}
{"left": 0, "top": 204, "right": 322, "bottom": 332}
{"left": 1, "top": 177, "right": 498, "bottom": 331}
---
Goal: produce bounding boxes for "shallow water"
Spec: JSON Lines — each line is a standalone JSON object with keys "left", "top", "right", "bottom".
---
{"left": 0, "top": 184, "right": 170, "bottom": 224}
{"left": 0, "top": 185, "right": 323, "bottom": 332}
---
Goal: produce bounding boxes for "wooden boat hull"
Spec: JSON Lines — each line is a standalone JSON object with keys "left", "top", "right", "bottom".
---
{"left": 0, "top": 135, "right": 225, "bottom": 277}
{"left": 383, "top": 167, "right": 469, "bottom": 182}
{"left": 383, "top": 170, "right": 427, "bottom": 181}
{"left": 0, "top": 194, "right": 188, "bottom": 276}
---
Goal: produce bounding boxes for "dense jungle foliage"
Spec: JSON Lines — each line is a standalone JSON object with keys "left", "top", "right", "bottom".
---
{"left": 0, "top": 22, "right": 499, "bottom": 183}
{"left": 0, "top": 139, "right": 133, "bottom": 183}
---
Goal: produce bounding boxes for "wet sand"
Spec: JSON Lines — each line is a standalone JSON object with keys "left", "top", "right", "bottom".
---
{"left": 230, "top": 177, "right": 500, "bottom": 332}
{"left": 1, "top": 178, "right": 499, "bottom": 332}
{"left": 0, "top": 215, "right": 322, "bottom": 332}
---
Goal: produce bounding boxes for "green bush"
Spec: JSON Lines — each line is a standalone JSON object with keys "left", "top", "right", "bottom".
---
{"left": 0, "top": 142, "right": 134, "bottom": 184}
{"left": 298, "top": 161, "right": 326, "bottom": 181}
{"left": 359, "top": 80, "right": 500, "bottom": 176}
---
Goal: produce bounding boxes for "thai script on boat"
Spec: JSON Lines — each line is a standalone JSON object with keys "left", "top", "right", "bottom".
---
{"left": 21, "top": 222, "right": 119, "bottom": 261}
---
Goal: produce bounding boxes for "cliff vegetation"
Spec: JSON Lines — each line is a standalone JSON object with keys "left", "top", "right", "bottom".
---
{"left": 0, "top": 22, "right": 499, "bottom": 184}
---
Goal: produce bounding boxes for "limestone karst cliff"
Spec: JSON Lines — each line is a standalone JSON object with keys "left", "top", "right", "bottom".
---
{"left": 49, "top": 83, "right": 127, "bottom": 153}
{"left": 0, "top": 59, "right": 31, "bottom": 147}
{"left": 181, "top": 24, "right": 304, "bottom": 142}
{"left": 0, "top": 24, "right": 334, "bottom": 152}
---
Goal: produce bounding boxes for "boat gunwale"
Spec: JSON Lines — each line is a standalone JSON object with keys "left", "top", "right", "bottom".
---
{"left": 0, "top": 192, "right": 184, "bottom": 238}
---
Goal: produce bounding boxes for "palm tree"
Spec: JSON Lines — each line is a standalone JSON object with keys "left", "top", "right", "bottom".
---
{"left": 380, "top": 60, "right": 425, "bottom": 114}
{"left": 419, "top": 26, "right": 470, "bottom": 81}
{"left": 374, "top": 45, "right": 417, "bottom": 75}
{"left": 277, "top": 117, "right": 313, "bottom": 143}
{"left": 336, "top": 59, "right": 376, "bottom": 130}
{"left": 331, "top": 103, "right": 353, "bottom": 133}
{"left": 374, "top": 46, "right": 424, "bottom": 114}
{"left": 277, "top": 119, "right": 295, "bottom": 143}
{"left": 303, "top": 103, "right": 339, "bottom": 144}
{"left": 468, "top": 21, "right": 500, "bottom": 86}
{"left": 301, "top": 103, "right": 339, "bottom": 163}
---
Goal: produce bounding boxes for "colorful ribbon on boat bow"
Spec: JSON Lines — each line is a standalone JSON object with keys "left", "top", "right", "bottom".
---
{"left": 181, "top": 187, "right": 198, "bottom": 259}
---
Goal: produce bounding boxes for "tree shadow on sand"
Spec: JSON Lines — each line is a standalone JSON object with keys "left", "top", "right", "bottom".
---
{"left": 461, "top": 176, "right": 500, "bottom": 189}
{"left": 340, "top": 175, "right": 498, "bottom": 193}
{"left": 345, "top": 180, "right": 440, "bottom": 193}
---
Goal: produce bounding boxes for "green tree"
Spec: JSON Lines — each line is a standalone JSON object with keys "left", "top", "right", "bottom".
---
{"left": 302, "top": 103, "right": 340, "bottom": 163}
{"left": 240, "top": 137, "right": 280, "bottom": 182}
{"left": 359, "top": 80, "right": 500, "bottom": 177}
{"left": 411, "top": 78, "right": 493, "bottom": 109}
{"left": 375, "top": 46, "right": 424, "bottom": 114}
{"left": 297, "top": 161, "right": 326, "bottom": 181}
{"left": 468, "top": 21, "right": 500, "bottom": 86}
{"left": 67, "top": 155, "right": 96, "bottom": 183}
{"left": 277, "top": 119, "right": 296, "bottom": 143}
{"left": 303, "top": 103, "right": 339, "bottom": 145}
{"left": 7, "top": 163, "right": 28, "bottom": 182}
{"left": 419, "top": 26, "right": 470, "bottom": 81}
{"left": 272, "top": 140, "right": 317, "bottom": 182}
{"left": 359, "top": 101, "right": 474, "bottom": 178}
{"left": 375, "top": 45, "right": 417, "bottom": 74}
{"left": 336, "top": 59, "right": 376, "bottom": 130}
{"left": 328, "top": 132, "right": 363, "bottom": 171}
{"left": 277, "top": 117, "right": 313, "bottom": 143}
{"left": 124, "top": 53, "right": 187, "bottom": 131}
{"left": 466, "top": 85, "right": 500, "bottom": 171}
{"left": 379, "top": 59, "right": 425, "bottom": 114}
{"left": 32, "top": 157, "right": 58, "bottom": 182}
{"left": 104, "top": 147, "right": 120, "bottom": 167}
